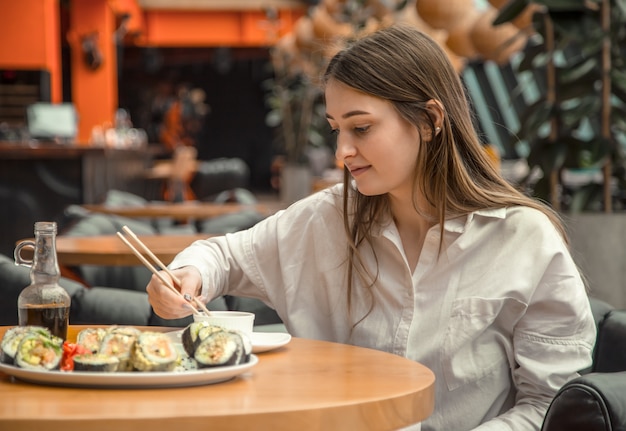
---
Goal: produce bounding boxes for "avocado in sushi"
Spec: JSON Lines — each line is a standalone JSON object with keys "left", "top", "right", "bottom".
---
{"left": 14, "top": 332, "right": 63, "bottom": 371}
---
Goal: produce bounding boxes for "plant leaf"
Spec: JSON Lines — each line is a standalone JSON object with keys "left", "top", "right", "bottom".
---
{"left": 557, "top": 75, "right": 598, "bottom": 102}
{"left": 517, "top": 43, "right": 548, "bottom": 71}
{"left": 527, "top": 137, "right": 568, "bottom": 174}
{"left": 265, "top": 110, "right": 283, "bottom": 127}
{"left": 530, "top": 175, "right": 552, "bottom": 202}
{"left": 560, "top": 96, "right": 601, "bottom": 130}
{"left": 493, "top": 0, "right": 530, "bottom": 25}
{"left": 562, "top": 136, "right": 611, "bottom": 168}
{"left": 559, "top": 57, "right": 598, "bottom": 84}
{"left": 518, "top": 98, "right": 553, "bottom": 139}
{"left": 534, "top": 0, "right": 589, "bottom": 12}
{"left": 568, "top": 183, "right": 603, "bottom": 213}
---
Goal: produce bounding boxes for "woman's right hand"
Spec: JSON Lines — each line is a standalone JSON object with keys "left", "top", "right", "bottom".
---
{"left": 146, "top": 266, "right": 203, "bottom": 319}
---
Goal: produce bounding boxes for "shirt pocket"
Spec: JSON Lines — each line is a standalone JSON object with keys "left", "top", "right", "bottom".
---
{"left": 441, "top": 296, "right": 525, "bottom": 391}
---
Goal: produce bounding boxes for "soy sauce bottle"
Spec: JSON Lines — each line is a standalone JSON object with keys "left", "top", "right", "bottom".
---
{"left": 15, "top": 221, "right": 71, "bottom": 340}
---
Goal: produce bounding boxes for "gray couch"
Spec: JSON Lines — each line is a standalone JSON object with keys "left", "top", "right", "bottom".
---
{"left": 0, "top": 249, "right": 283, "bottom": 329}
{"left": 0, "top": 188, "right": 282, "bottom": 329}
{"left": 0, "top": 252, "right": 202, "bottom": 327}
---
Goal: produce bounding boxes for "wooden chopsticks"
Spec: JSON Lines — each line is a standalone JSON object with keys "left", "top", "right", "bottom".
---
{"left": 116, "top": 225, "right": 211, "bottom": 316}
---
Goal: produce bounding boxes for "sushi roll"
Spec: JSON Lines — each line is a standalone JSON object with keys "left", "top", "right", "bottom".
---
{"left": 109, "top": 326, "right": 142, "bottom": 338}
{"left": 181, "top": 321, "right": 222, "bottom": 357}
{"left": 131, "top": 332, "right": 178, "bottom": 372}
{"left": 14, "top": 332, "right": 63, "bottom": 371}
{"left": 174, "top": 353, "right": 199, "bottom": 372}
{"left": 1, "top": 326, "right": 53, "bottom": 365}
{"left": 99, "top": 330, "right": 138, "bottom": 371}
{"left": 73, "top": 353, "right": 120, "bottom": 372}
{"left": 76, "top": 328, "right": 107, "bottom": 353}
{"left": 228, "top": 330, "right": 252, "bottom": 363}
{"left": 194, "top": 330, "right": 247, "bottom": 368}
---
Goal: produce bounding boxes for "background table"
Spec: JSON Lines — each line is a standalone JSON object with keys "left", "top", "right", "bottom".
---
{"left": 82, "top": 202, "right": 274, "bottom": 221}
{"left": 0, "top": 325, "right": 435, "bottom": 431}
{"left": 58, "top": 233, "right": 211, "bottom": 266}
{"left": 18, "top": 234, "right": 212, "bottom": 267}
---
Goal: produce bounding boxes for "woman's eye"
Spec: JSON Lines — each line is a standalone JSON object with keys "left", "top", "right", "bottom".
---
{"left": 354, "top": 126, "right": 370, "bottom": 134}
{"left": 329, "top": 128, "right": 339, "bottom": 136}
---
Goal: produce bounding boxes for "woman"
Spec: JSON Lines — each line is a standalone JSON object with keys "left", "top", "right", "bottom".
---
{"left": 147, "top": 25, "right": 596, "bottom": 430}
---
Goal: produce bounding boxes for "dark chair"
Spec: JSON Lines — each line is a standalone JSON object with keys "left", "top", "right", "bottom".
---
{"left": 541, "top": 299, "right": 626, "bottom": 431}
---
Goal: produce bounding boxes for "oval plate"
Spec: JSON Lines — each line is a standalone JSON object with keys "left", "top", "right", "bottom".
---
{"left": 166, "top": 330, "right": 291, "bottom": 354}
{"left": 0, "top": 355, "right": 258, "bottom": 389}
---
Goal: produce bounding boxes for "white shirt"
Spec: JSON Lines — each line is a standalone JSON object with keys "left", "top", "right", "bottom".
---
{"left": 171, "top": 184, "right": 596, "bottom": 431}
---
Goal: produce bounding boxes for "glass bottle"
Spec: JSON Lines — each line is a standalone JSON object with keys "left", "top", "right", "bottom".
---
{"left": 14, "top": 221, "right": 71, "bottom": 340}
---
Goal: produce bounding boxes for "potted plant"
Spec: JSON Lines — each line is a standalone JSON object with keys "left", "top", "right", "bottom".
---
{"left": 263, "top": 0, "right": 412, "bottom": 203}
{"left": 263, "top": 53, "right": 330, "bottom": 204}
{"left": 494, "top": 0, "right": 626, "bottom": 212}
{"left": 494, "top": 0, "right": 626, "bottom": 307}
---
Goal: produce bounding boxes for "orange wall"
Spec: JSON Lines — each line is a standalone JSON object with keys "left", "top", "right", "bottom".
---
{"left": 69, "top": 0, "right": 118, "bottom": 143}
{"left": 0, "top": 0, "right": 62, "bottom": 102}
{"left": 0, "top": 1, "right": 302, "bottom": 143}
{"left": 141, "top": 9, "right": 302, "bottom": 47}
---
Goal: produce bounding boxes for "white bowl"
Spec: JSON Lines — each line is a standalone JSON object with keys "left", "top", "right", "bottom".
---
{"left": 193, "top": 311, "right": 255, "bottom": 336}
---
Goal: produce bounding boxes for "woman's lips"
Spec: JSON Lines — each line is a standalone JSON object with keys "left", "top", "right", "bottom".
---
{"left": 349, "top": 166, "right": 370, "bottom": 177}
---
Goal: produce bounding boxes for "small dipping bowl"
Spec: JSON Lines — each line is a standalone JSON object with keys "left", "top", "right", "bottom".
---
{"left": 193, "top": 311, "right": 255, "bottom": 336}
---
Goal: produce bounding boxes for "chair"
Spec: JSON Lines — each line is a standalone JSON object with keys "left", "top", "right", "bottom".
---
{"left": 541, "top": 299, "right": 626, "bottom": 430}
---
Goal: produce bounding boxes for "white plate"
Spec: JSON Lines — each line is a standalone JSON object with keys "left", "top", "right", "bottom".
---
{"left": 165, "top": 330, "right": 291, "bottom": 354}
{"left": 249, "top": 332, "right": 291, "bottom": 353}
{"left": 0, "top": 355, "right": 257, "bottom": 389}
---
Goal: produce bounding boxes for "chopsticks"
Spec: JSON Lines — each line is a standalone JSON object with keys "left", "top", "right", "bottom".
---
{"left": 116, "top": 225, "right": 211, "bottom": 316}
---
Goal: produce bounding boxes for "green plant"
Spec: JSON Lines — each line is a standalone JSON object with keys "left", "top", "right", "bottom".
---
{"left": 495, "top": 0, "right": 626, "bottom": 212}
{"left": 263, "top": 68, "right": 330, "bottom": 165}
{"left": 262, "top": 0, "right": 411, "bottom": 167}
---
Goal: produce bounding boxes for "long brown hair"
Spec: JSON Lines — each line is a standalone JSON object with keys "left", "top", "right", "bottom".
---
{"left": 322, "top": 25, "right": 567, "bottom": 321}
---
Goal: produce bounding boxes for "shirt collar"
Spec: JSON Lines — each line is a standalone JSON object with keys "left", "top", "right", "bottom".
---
{"left": 374, "top": 207, "right": 508, "bottom": 237}
{"left": 445, "top": 207, "right": 507, "bottom": 233}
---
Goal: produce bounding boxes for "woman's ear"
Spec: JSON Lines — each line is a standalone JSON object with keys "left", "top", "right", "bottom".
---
{"left": 425, "top": 99, "right": 444, "bottom": 133}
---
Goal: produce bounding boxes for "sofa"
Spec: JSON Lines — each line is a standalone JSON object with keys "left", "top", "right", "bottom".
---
{"left": 0, "top": 249, "right": 284, "bottom": 330}
{"left": 541, "top": 298, "right": 626, "bottom": 430}
{"left": 0, "top": 187, "right": 282, "bottom": 330}
{"left": 0, "top": 251, "right": 199, "bottom": 327}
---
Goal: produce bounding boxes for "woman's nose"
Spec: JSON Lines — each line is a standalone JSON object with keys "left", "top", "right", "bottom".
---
{"left": 334, "top": 136, "right": 356, "bottom": 161}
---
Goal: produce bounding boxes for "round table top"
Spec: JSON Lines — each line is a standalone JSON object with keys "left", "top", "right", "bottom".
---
{"left": 0, "top": 325, "right": 435, "bottom": 431}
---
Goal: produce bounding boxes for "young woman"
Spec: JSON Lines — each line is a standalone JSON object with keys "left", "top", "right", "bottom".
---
{"left": 146, "top": 25, "right": 596, "bottom": 430}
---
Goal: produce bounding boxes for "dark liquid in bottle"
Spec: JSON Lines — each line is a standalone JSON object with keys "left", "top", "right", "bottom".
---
{"left": 19, "top": 304, "right": 69, "bottom": 340}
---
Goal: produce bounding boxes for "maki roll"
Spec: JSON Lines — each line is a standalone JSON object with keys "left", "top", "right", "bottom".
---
{"left": 1, "top": 326, "right": 54, "bottom": 365}
{"left": 131, "top": 332, "right": 178, "bottom": 372}
{"left": 73, "top": 353, "right": 120, "bottom": 372}
{"left": 1, "top": 326, "right": 33, "bottom": 365}
{"left": 99, "top": 330, "right": 138, "bottom": 371}
{"left": 181, "top": 321, "right": 224, "bottom": 357}
{"left": 76, "top": 327, "right": 107, "bottom": 353}
{"left": 180, "top": 322, "right": 252, "bottom": 368}
{"left": 230, "top": 330, "right": 252, "bottom": 363}
{"left": 194, "top": 330, "right": 247, "bottom": 368}
{"left": 109, "top": 326, "right": 142, "bottom": 338}
{"left": 14, "top": 332, "right": 63, "bottom": 371}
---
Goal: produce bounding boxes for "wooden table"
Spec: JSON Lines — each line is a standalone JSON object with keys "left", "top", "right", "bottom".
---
{"left": 82, "top": 202, "right": 273, "bottom": 221}
{"left": 0, "top": 325, "right": 435, "bottom": 431}
{"left": 23, "top": 234, "right": 212, "bottom": 267}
